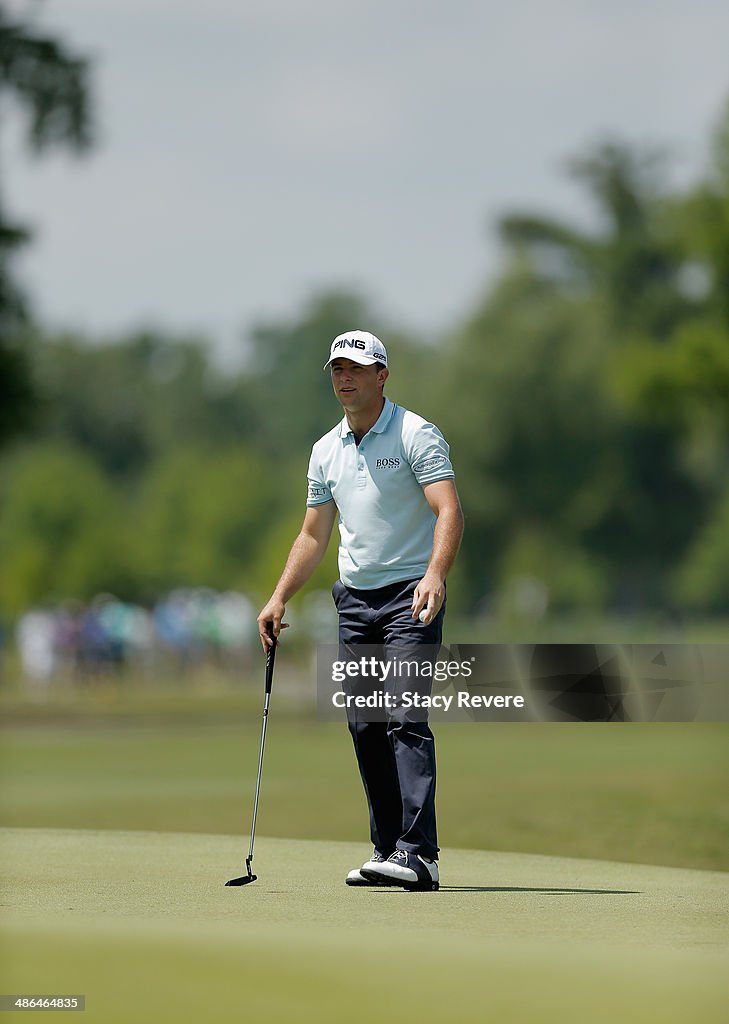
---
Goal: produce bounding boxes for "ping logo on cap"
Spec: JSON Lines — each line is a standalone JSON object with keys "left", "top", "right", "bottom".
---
{"left": 334, "top": 339, "right": 366, "bottom": 351}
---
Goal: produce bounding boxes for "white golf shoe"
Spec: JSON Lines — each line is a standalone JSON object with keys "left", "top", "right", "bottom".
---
{"left": 360, "top": 849, "right": 439, "bottom": 890}
{"left": 345, "top": 851, "right": 391, "bottom": 887}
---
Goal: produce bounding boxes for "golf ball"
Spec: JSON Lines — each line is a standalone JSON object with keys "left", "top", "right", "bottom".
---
{"left": 419, "top": 609, "right": 428, "bottom": 623}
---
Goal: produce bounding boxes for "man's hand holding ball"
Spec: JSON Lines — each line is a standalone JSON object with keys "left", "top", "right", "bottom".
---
{"left": 411, "top": 571, "right": 444, "bottom": 627}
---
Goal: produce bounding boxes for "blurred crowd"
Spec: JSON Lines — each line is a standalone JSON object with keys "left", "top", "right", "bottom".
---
{"left": 13, "top": 589, "right": 258, "bottom": 685}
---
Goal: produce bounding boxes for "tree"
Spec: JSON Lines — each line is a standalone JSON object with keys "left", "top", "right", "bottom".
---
{"left": 133, "top": 446, "right": 275, "bottom": 594}
{"left": 616, "top": 102, "right": 729, "bottom": 430}
{"left": 675, "top": 485, "right": 729, "bottom": 612}
{"left": 0, "top": 443, "right": 127, "bottom": 612}
{"left": 499, "top": 142, "right": 689, "bottom": 337}
{"left": 29, "top": 329, "right": 256, "bottom": 479}
{"left": 675, "top": 98, "right": 729, "bottom": 328}
{"left": 442, "top": 132, "right": 722, "bottom": 613}
{"left": 603, "top": 103, "right": 729, "bottom": 610}
{"left": 0, "top": 2, "right": 93, "bottom": 445}
{"left": 438, "top": 269, "right": 618, "bottom": 610}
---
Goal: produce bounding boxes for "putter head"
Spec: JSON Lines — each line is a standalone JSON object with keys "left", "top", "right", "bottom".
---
{"left": 225, "top": 872, "right": 257, "bottom": 886}
{"left": 225, "top": 855, "right": 256, "bottom": 886}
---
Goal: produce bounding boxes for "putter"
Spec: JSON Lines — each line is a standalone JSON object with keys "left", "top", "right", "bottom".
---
{"left": 225, "top": 623, "right": 277, "bottom": 886}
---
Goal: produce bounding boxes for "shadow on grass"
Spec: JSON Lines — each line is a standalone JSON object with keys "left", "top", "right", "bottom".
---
{"left": 375, "top": 886, "right": 642, "bottom": 894}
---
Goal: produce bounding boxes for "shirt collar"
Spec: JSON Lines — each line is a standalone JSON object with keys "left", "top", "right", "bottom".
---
{"left": 339, "top": 397, "right": 395, "bottom": 440}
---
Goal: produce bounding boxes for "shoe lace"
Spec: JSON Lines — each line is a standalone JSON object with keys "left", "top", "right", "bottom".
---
{"left": 389, "top": 849, "right": 408, "bottom": 864}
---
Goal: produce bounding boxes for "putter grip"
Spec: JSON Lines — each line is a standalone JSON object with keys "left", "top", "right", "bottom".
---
{"left": 264, "top": 623, "right": 277, "bottom": 694}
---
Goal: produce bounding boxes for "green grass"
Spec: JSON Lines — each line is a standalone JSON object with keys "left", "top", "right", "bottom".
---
{"left": 2, "top": 828, "right": 728, "bottom": 1024}
{"left": 1, "top": 689, "right": 727, "bottom": 871}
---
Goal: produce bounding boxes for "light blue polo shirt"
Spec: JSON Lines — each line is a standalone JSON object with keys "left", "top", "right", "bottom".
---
{"left": 306, "top": 398, "right": 455, "bottom": 590}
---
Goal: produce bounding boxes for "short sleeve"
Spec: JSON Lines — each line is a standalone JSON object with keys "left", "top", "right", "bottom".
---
{"left": 406, "top": 421, "right": 455, "bottom": 486}
{"left": 306, "top": 448, "right": 334, "bottom": 506}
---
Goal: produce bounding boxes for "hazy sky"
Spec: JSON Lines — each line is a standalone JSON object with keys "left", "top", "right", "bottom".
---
{"left": 5, "top": 0, "right": 729, "bottom": 359}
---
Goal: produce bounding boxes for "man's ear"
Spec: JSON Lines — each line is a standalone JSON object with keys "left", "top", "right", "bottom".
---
{"left": 378, "top": 367, "right": 390, "bottom": 390}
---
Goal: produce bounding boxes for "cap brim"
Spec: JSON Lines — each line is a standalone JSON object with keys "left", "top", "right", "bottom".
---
{"left": 323, "top": 355, "right": 379, "bottom": 370}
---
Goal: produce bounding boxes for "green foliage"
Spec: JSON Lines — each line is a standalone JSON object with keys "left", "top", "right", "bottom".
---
{"left": 675, "top": 486, "right": 729, "bottom": 611}
{"left": 439, "top": 117, "right": 729, "bottom": 614}
{"left": 0, "top": 335, "right": 35, "bottom": 441}
{"left": 610, "top": 320, "right": 729, "bottom": 425}
{"left": 0, "top": 194, "right": 30, "bottom": 330}
{"left": 604, "top": 106, "right": 729, "bottom": 586}
{"left": 132, "top": 446, "right": 272, "bottom": 593}
{"left": 0, "top": 443, "right": 128, "bottom": 612}
{"left": 0, "top": 5, "right": 92, "bottom": 153}
{"left": 246, "top": 504, "right": 339, "bottom": 601}
{"left": 29, "top": 330, "right": 256, "bottom": 477}
{"left": 499, "top": 142, "right": 688, "bottom": 335}
{"left": 439, "top": 271, "right": 636, "bottom": 605}
{"left": 496, "top": 527, "right": 608, "bottom": 615}
{"left": 0, "top": 3, "right": 94, "bottom": 444}
{"left": 676, "top": 99, "right": 729, "bottom": 325}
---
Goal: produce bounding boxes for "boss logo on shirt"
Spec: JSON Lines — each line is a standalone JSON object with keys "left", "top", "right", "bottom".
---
{"left": 308, "top": 485, "right": 328, "bottom": 499}
{"left": 376, "top": 458, "right": 401, "bottom": 470}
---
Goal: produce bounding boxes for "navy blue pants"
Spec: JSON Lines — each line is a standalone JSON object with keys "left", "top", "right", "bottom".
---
{"left": 332, "top": 577, "right": 444, "bottom": 861}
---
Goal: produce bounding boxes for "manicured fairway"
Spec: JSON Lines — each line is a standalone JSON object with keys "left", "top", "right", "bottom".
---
{"left": 2, "top": 717, "right": 728, "bottom": 871}
{"left": 1, "top": 828, "right": 728, "bottom": 1024}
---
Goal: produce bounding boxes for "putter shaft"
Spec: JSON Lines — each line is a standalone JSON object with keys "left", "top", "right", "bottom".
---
{"left": 226, "top": 631, "right": 276, "bottom": 886}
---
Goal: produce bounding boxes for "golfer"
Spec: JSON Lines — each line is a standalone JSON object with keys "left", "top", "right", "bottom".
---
{"left": 257, "top": 331, "right": 463, "bottom": 890}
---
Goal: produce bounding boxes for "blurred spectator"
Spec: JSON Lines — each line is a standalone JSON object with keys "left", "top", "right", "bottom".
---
{"left": 16, "top": 609, "right": 58, "bottom": 687}
{"left": 13, "top": 588, "right": 259, "bottom": 686}
{"left": 153, "top": 587, "right": 257, "bottom": 671}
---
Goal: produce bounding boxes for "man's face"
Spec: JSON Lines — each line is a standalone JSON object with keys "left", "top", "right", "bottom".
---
{"left": 330, "top": 358, "right": 387, "bottom": 412}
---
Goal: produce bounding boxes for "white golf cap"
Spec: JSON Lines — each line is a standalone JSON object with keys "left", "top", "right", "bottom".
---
{"left": 323, "top": 331, "right": 388, "bottom": 370}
